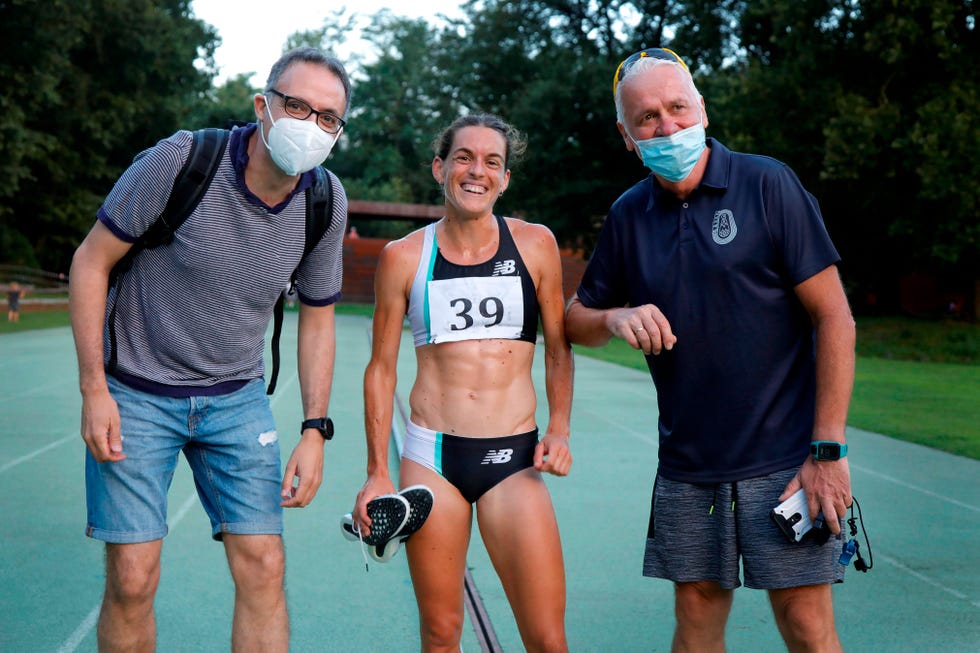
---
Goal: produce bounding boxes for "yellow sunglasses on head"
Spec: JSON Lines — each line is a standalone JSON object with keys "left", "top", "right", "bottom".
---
{"left": 612, "top": 47, "right": 689, "bottom": 97}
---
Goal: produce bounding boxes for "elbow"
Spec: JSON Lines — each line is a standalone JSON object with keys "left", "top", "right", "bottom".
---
{"left": 564, "top": 322, "right": 587, "bottom": 346}
{"left": 68, "top": 243, "right": 90, "bottom": 283}
{"left": 835, "top": 303, "right": 856, "bottom": 343}
{"left": 845, "top": 314, "right": 857, "bottom": 351}
{"left": 363, "top": 360, "right": 396, "bottom": 391}
{"left": 68, "top": 246, "right": 100, "bottom": 297}
{"left": 814, "top": 309, "right": 856, "bottom": 352}
{"left": 563, "top": 298, "right": 586, "bottom": 345}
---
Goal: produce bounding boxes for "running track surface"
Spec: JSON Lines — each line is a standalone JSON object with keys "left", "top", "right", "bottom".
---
{"left": 1, "top": 314, "right": 978, "bottom": 651}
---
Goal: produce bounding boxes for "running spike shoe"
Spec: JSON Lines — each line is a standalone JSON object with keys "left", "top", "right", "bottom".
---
{"left": 396, "top": 485, "right": 434, "bottom": 542}
{"left": 341, "top": 513, "right": 403, "bottom": 564}
{"left": 340, "top": 493, "right": 410, "bottom": 565}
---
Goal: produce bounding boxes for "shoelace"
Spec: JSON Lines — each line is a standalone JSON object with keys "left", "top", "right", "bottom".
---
{"left": 350, "top": 521, "right": 371, "bottom": 572}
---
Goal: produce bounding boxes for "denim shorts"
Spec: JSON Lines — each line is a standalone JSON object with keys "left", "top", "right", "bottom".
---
{"left": 643, "top": 466, "right": 846, "bottom": 590}
{"left": 86, "top": 377, "right": 283, "bottom": 543}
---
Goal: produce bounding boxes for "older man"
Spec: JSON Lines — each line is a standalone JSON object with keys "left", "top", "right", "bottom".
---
{"left": 565, "top": 48, "right": 855, "bottom": 652}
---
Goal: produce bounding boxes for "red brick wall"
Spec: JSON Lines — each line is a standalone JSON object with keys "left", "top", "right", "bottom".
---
{"left": 341, "top": 237, "right": 387, "bottom": 304}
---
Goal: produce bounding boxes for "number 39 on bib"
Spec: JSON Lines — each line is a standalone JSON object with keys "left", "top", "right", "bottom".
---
{"left": 425, "top": 276, "right": 524, "bottom": 344}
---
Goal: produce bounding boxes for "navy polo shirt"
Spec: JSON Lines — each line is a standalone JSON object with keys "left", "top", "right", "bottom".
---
{"left": 577, "top": 139, "right": 840, "bottom": 483}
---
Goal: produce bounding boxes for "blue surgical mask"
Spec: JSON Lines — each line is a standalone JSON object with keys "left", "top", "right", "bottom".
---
{"left": 632, "top": 122, "right": 706, "bottom": 182}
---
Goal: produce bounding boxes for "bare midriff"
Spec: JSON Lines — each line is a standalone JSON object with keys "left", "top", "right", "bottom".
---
{"left": 410, "top": 338, "right": 537, "bottom": 437}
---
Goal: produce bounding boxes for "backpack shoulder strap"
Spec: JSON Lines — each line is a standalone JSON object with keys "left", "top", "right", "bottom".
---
{"left": 107, "top": 128, "right": 230, "bottom": 374}
{"left": 142, "top": 127, "right": 230, "bottom": 248}
{"left": 266, "top": 165, "right": 337, "bottom": 395}
{"left": 304, "top": 165, "right": 335, "bottom": 256}
{"left": 109, "top": 128, "right": 230, "bottom": 286}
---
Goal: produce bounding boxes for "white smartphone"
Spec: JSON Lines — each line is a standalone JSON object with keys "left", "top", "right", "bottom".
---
{"left": 771, "top": 488, "right": 815, "bottom": 543}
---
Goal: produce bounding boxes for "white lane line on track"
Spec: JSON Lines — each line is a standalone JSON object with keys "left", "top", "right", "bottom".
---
{"left": 57, "top": 371, "right": 298, "bottom": 652}
{"left": 0, "top": 434, "right": 74, "bottom": 474}
{"left": 56, "top": 493, "right": 199, "bottom": 652}
{"left": 879, "top": 553, "right": 980, "bottom": 609}
{"left": 580, "top": 406, "right": 659, "bottom": 446}
{"left": 55, "top": 606, "right": 98, "bottom": 653}
{"left": 851, "top": 463, "right": 980, "bottom": 514}
{"left": 4, "top": 371, "right": 297, "bottom": 478}
{"left": 0, "top": 378, "right": 74, "bottom": 404}
{"left": 583, "top": 410, "right": 980, "bottom": 609}
{"left": 572, "top": 416, "right": 977, "bottom": 515}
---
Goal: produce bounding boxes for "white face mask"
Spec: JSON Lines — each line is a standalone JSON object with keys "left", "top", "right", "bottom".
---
{"left": 260, "top": 100, "right": 339, "bottom": 175}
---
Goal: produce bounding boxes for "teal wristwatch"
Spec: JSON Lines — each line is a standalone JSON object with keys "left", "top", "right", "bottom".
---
{"left": 810, "top": 440, "right": 847, "bottom": 461}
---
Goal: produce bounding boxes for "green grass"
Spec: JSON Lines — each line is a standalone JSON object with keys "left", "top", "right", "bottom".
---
{"left": 5, "top": 307, "right": 977, "bottom": 459}
{"left": 0, "top": 310, "right": 72, "bottom": 334}
{"left": 333, "top": 302, "right": 376, "bottom": 318}
{"left": 572, "top": 318, "right": 980, "bottom": 460}
{"left": 854, "top": 316, "right": 978, "bottom": 363}
{"left": 849, "top": 357, "right": 979, "bottom": 459}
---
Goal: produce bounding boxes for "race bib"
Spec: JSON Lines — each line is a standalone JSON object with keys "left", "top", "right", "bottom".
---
{"left": 426, "top": 276, "right": 524, "bottom": 343}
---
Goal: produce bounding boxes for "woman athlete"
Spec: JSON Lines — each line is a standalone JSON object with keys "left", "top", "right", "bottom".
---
{"left": 353, "top": 113, "right": 573, "bottom": 652}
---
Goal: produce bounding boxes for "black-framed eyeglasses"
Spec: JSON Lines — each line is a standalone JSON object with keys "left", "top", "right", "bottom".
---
{"left": 612, "top": 47, "right": 689, "bottom": 97}
{"left": 266, "top": 89, "right": 347, "bottom": 134}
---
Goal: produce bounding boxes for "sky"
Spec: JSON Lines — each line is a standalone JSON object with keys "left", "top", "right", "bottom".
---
{"left": 191, "top": 0, "right": 467, "bottom": 85}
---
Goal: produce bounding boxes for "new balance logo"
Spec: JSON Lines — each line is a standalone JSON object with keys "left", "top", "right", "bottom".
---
{"left": 492, "top": 260, "right": 516, "bottom": 275}
{"left": 481, "top": 448, "right": 514, "bottom": 464}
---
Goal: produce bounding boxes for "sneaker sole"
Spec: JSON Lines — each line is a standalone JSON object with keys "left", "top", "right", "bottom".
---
{"left": 397, "top": 485, "right": 434, "bottom": 541}
{"left": 364, "top": 494, "right": 409, "bottom": 546}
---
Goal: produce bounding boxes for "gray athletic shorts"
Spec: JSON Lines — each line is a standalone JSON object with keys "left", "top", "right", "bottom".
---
{"left": 643, "top": 466, "right": 846, "bottom": 590}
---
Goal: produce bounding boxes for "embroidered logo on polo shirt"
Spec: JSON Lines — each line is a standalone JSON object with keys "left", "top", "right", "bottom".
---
{"left": 712, "top": 209, "right": 737, "bottom": 245}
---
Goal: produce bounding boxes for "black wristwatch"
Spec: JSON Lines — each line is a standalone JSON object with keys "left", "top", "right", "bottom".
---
{"left": 301, "top": 417, "right": 334, "bottom": 441}
{"left": 810, "top": 440, "right": 847, "bottom": 461}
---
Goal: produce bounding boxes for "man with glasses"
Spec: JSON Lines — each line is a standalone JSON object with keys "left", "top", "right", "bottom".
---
{"left": 566, "top": 48, "right": 855, "bottom": 651}
{"left": 69, "top": 47, "right": 349, "bottom": 652}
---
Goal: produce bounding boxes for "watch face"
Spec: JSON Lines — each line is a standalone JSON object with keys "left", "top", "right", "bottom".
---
{"left": 303, "top": 418, "right": 333, "bottom": 439}
{"left": 815, "top": 442, "right": 841, "bottom": 459}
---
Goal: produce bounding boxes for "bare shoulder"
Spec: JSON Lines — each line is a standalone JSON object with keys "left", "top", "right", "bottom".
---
{"left": 379, "top": 226, "right": 427, "bottom": 266}
{"left": 504, "top": 216, "right": 558, "bottom": 253}
{"left": 372, "top": 230, "right": 426, "bottom": 302}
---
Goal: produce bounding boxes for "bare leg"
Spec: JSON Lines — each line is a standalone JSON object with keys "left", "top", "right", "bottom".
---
{"left": 223, "top": 534, "right": 288, "bottom": 653}
{"left": 768, "top": 584, "right": 842, "bottom": 653}
{"left": 671, "top": 580, "right": 733, "bottom": 653}
{"left": 476, "top": 468, "right": 568, "bottom": 653}
{"left": 401, "top": 459, "right": 473, "bottom": 653}
{"left": 98, "top": 540, "right": 162, "bottom": 653}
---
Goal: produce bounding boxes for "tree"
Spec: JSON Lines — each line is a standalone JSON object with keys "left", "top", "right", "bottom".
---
{"left": 0, "top": 0, "right": 217, "bottom": 271}
{"left": 186, "top": 73, "right": 261, "bottom": 130}
{"left": 329, "top": 11, "right": 467, "bottom": 206}
{"left": 3, "top": 0, "right": 975, "bottom": 309}
{"left": 700, "top": 0, "right": 979, "bottom": 307}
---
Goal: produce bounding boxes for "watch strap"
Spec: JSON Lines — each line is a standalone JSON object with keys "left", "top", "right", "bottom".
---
{"left": 810, "top": 440, "right": 847, "bottom": 461}
{"left": 301, "top": 417, "right": 334, "bottom": 440}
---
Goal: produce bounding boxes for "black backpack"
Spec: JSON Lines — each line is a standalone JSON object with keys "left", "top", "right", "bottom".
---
{"left": 107, "top": 127, "right": 337, "bottom": 394}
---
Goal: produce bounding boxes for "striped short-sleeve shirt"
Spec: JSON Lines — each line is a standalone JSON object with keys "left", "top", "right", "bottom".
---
{"left": 98, "top": 124, "right": 345, "bottom": 395}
